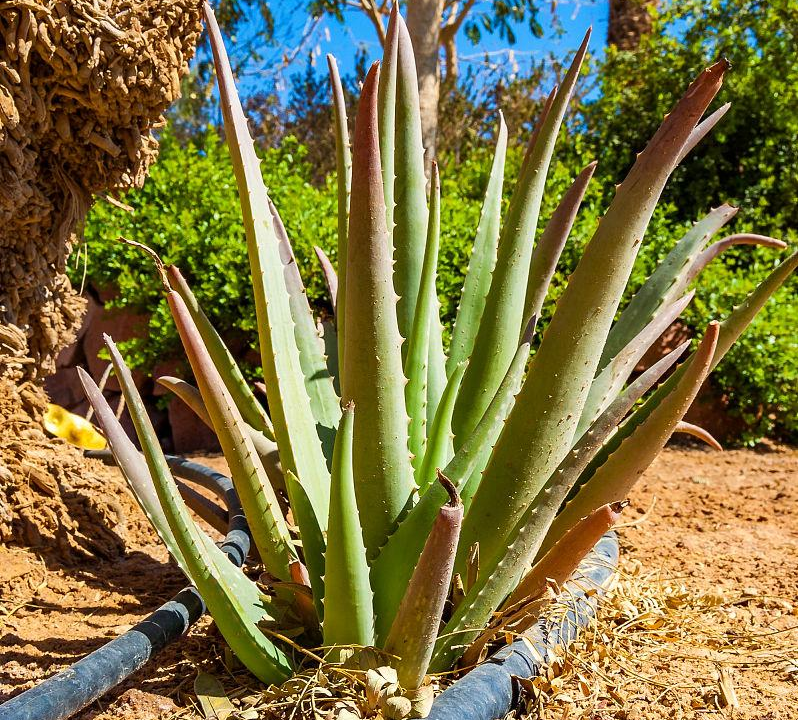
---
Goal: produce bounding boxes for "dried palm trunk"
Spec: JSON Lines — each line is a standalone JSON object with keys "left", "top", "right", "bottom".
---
{"left": 0, "top": 0, "right": 203, "bottom": 554}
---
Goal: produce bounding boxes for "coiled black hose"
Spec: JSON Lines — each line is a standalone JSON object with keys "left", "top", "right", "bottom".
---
{"left": 426, "top": 531, "right": 619, "bottom": 720}
{"left": 0, "top": 456, "right": 248, "bottom": 720}
{"left": 0, "top": 450, "right": 619, "bottom": 720}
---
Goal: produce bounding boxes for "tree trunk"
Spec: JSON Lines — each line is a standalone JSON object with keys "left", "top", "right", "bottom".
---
{"left": 607, "top": 0, "right": 657, "bottom": 50}
{"left": 406, "top": 0, "right": 445, "bottom": 168}
{"left": 0, "top": 0, "right": 203, "bottom": 556}
{"left": 442, "top": 28, "right": 459, "bottom": 90}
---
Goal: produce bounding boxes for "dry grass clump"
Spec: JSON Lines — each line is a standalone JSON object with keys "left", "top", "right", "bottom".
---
{"left": 515, "top": 559, "right": 798, "bottom": 719}
{"left": 180, "top": 645, "right": 446, "bottom": 720}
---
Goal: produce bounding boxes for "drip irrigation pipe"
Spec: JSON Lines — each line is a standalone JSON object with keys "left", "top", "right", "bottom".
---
{"left": 91, "top": 449, "right": 238, "bottom": 540}
{"left": 426, "top": 531, "right": 619, "bottom": 720}
{"left": 0, "top": 448, "right": 619, "bottom": 720}
{"left": 0, "top": 457, "right": 250, "bottom": 720}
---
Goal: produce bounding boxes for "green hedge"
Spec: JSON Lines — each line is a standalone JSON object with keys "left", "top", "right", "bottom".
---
{"left": 76, "top": 126, "right": 797, "bottom": 444}
{"left": 81, "top": 131, "right": 337, "bottom": 374}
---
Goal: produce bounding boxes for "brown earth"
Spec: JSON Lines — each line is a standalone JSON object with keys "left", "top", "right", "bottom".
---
{"left": 1, "top": 445, "right": 796, "bottom": 719}
{"left": 0, "top": 373, "right": 130, "bottom": 558}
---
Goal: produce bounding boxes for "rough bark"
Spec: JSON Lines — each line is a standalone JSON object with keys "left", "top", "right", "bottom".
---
{"left": 406, "top": 0, "right": 445, "bottom": 168}
{"left": 441, "top": 26, "right": 458, "bottom": 89}
{"left": 607, "top": 0, "right": 657, "bottom": 50}
{"left": 0, "top": 0, "right": 203, "bottom": 556}
{"left": 0, "top": 0, "right": 203, "bottom": 383}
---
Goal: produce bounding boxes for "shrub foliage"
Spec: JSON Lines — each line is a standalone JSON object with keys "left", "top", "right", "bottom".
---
{"left": 77, "top": 0, "right": 797, "bottom": 443}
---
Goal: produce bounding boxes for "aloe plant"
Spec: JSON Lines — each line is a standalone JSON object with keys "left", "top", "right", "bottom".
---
{"left": 81, "top": 3, "right": 796, "bottom": 704}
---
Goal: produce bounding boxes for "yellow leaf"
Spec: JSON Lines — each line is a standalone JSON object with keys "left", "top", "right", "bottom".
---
{"left": 43, "top": 404, "right": 106, "bottom": 450}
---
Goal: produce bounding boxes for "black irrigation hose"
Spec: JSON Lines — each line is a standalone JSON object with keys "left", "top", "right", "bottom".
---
{"left": 0, "top": 456, "right": 249, "bottom": 720}
{"left": 0, "top": 447, "right": 619, "bottom": 720}
{"left": 90, "top": 450, "right": 248, "bottom": 559}
{"left": 426, "top": 531, "right": 619, "bottom": 720}
{"left": 0, "top": 587, "right": 206, "bottom": 720}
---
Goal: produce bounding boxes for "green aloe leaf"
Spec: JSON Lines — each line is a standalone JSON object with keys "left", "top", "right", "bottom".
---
{"left": 462, "top": 501, "right": 624, "bottom": 667}
{"left": 323, "top": 403, "right": 374, "bottom": 649}
{"left": 378, "top": 4, "right": 399, "bottom": 231}
{"left": 384, "top": 474, "right": 463, "bottom": 689}
{"left": 447, "top": 115, "right": 508, "bottom": 375}
{"left": 502, "top": 340, "right": 690, "bottom": 570}
{"left": 314, "top": 245, "right": 339, "bottom": 318}
{"left": 156, "top": 374, "right": 212, "bottom": 425}
{"left": 506, "top": 502, "right": 623, "bottom": 611}
{"left": 341, "top": 61, "right": 415, "bottom": 557}
{"left": 104, "top": 332, "right": 292, "bottom": 684}
{"left": 417, "top": 360, "right": 467, "bottom": 495}
{"left": 156, "top": 374, "right": 285, "bottom": 495}
{"left": 426, "top": 282, "right": 448, "bottom": 432}
{"left": 168, "top": 284, "right": 296, "bottom": 580}
{"left": 451, "top": 32, "right": 591, "bottom": 449}
{"left": 576, "top": 291, "right": 694, "bottom": 436}
{"left": 524, "top": 160, "right": 597, "bottom": 325}
{"left": 370, "top": 327, "right": 534, "bottom": 643}
{"left": 392, "top": 12, "right": 429, "bottom": 355}
{"left": 598, "top": 204, "right": 736, "bottom": 368}
{"left": 676, "top": 102, "right": 730, "bottom": 164}
{"left": 284, "top": 469, "right": 326, "bottom": 621}
{"left": 320, "top": 318, "right": 340, "bottom": 396}
{"left": 206, "top": 5, "right": 331, "bottom": 528}
{"left": 270, "top": 200, "right": 341, "bottom": 462}
{"left": 566, "top": 248, "right": 798, "bottom": 527}
{"left": 77, "top": 366, "right": 189, "bottom": 577}
{"left": 168, "top": 266, "right": 273, "bottom": 440}
{"left": 683, "top": 233, "right": 786, "bottom": 286}
{"left": 327, "top": 54, "right": 351, "bottom": 369}
{"left": 405, "top": 162, "right": 441, "bottom": 477}
{"left": 542, "top": 322, "right": 720, "bottom": 555}
{"left": 436, "top": 340, "right": 689, "bottom": 664}
{"left": 459, "top": 59, "right": 731, "bottom": 572}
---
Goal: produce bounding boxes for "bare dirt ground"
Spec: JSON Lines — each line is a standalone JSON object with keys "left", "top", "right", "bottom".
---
{"left": 1, "top": 445, "right": 796, "bottom": 719}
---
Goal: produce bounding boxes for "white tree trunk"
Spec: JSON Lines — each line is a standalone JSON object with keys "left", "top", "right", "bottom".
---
{"left": 406, "top": 0, "right": 445, "bottom": 169}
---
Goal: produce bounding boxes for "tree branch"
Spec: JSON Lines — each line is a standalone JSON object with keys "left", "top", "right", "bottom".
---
{"left": 360, "top": 0, "right": 387, "bottom": 45}
{"left": 441, "top": 0, "right": 478, "bottom": 41}
{"left": 439, "top": 0, "right": 476, "bottom": 85}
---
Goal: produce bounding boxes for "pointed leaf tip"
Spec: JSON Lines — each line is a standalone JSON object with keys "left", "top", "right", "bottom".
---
{"left": 675, "top": 421, "right": 723, "bottom": 451}
{"left": 577, "top": 26, "right": 592, "bottom": 52}
{"left": 437, "top": 470, "right": 460, "bottom": 508}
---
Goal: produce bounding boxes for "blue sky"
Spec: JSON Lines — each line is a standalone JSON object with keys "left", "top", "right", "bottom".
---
{"left": 233, "top": 0, "right": 608, "bottom": 98}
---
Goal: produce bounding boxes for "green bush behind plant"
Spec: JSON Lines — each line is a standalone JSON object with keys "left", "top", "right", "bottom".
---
{"left": 77, "top": 126, "right": 797, "bottom": 444}
{"left": 76, "top": 0, "right": 798, "bottom": 443}
{"left": 81, "top": 130, "right": 337, "bottom": 375}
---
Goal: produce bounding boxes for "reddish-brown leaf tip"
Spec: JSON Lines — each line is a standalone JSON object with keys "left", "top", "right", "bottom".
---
{"left": 436, "top": 470, "right": 460, "bottom": 508}
{"left": 610, "top": 499, "right": 629, "bottom": 515}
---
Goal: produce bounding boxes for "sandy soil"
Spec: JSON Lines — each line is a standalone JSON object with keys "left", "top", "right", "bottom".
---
{"left": 532, "top": 444, "right": 798, "bottom": 720}
{"left": 1, "top": 446, "right": 796, "bottom": 719}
